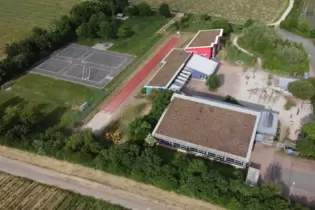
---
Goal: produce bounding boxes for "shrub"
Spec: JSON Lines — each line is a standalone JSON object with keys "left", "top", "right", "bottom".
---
{"left": 298, "top": 21, "right": 310, "bottom": 33}
{"left": 288, "top": 80, "right": 315, "bottom": 100}
{"left": 284, "top": 96, "right": 296, "bottom": 110}
{"left": 126, "top": 6, "right": 139, "bottom": 16}
{"left": 159, "top": 3, "right": 172, "bottom": 17}
{"left": 211, "top": 18, "right": 231, "bottom": 35}
{"left": 117, "top": 26, "right": 133, "bottom": 38}
{"left": 137, "top": 2, "right": 152, "bottom": 16}
{"left": 206, "top": 74, "right": 221, "bottom": 90}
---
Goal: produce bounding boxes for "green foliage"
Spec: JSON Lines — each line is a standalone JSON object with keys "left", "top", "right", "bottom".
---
{"left": 0, "top": 93, "right": 310, "bottom": 210}
{"left": 299, "top": 21, "right": 310, "bottom": 33}
{"left": 98, "top": 21, "right": 115, "bottom": 39}
{"left": 211, "top": 18, "right": 231, "bottom": 34}
{"left": 244, "top": 19, "right": 254, "bottom": 28}
{"left": 288, "top": 80, "right": 315, "bottom": 100}
{"left": 126, "top": 6, "right": 139, "bottom": 16}
{"left": 297, "top": 121, "right": 315, "bottom": 159}
{"left": 137, "top": 2, "right": 152, "bottom": 16}
{"left": 0, "top": 0, "right": 132, "bottom": 85}
{"left": 128, "top": 117, "right": 152, "bottom": 141}
{"left": 117, "top": 26, "right": 133, "bottom": 38}
{"left": 206, "top": 74, "right": 221, "bottom": 90}
{"left": 238, "top": 22, "right": 309, "bottom": 75}
{"left": 159, "top": 3, "right": 172, "bottom": 18}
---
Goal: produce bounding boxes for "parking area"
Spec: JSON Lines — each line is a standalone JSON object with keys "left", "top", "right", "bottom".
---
{"left": 31, "top": 44, "right": 135, "bottom": 88}
{"left": 251, "top": 143, "right": 315, "bottom": 206}
{"left": 183, "top": 61, "right": 313, "bottom": 140}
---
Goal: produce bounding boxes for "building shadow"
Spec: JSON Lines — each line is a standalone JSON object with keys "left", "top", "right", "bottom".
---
{"left": 217, "top": 73, "right": 225, "bottom": 86}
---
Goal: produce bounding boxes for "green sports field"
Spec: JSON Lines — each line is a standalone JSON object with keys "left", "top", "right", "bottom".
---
{"left": 0, "top": 74, "right": 98, "bottom": 126}
{"left": 0, "top": 0, "right": 78, "bottom": 58}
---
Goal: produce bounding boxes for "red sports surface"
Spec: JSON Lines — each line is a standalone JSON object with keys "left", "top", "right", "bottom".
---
{"left": 103, "top": 36, "right": 179, "bottom": 113}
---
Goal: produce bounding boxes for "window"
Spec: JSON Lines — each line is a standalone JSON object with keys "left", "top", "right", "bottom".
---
{"left": 200, "top": 74, "right": 208, "bottom": 81}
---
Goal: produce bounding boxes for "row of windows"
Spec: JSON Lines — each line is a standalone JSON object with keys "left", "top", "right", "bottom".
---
{"left": 158, "top": 140, "right": 245, "bottom": 166}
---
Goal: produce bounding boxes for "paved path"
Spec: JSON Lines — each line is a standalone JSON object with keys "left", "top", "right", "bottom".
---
{"left": 103, "top": 36, "right": 179, "bottom": 113}
{"left": 269, "top": 0, "right": 294, "bottom": 27}
{"left": 157, "top": 13, "right": 184, "bottom": 34}
{"left": 277, "top": 29, "right": 315, "bottom": 76}
{"left": 0, "top": 156, "right": 177, "bottom": 210}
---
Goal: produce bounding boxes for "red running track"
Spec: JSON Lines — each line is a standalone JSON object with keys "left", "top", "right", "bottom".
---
{"left": 103, "top": 36, "right": 179, "bottom": 113}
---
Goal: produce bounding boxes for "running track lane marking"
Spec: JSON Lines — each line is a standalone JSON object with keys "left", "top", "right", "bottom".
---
{"left": 103, "top": 37, "right": 179, "bottom": 113}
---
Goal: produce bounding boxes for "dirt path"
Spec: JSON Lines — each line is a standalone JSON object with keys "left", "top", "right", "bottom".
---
{"left": 0, "top": 146, "right": 224, "bottom": 210}
{"left": 157, "top": 13, "right": 184, "bottom": 34}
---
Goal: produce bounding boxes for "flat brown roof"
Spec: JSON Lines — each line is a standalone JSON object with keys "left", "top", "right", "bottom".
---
{"left": 146, "top": 49, "right": 191, "bottom": 87}
{"left": 186, "top": 29, "right": 222, "bottom": 48}
{"left": 154, "top": 95, "right": 258, "bottom": 157}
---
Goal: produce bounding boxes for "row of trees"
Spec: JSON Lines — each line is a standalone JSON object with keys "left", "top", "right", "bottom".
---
{"left": 297, "top": 120, "right": 315, "bottom": 159}
{"left": 0, "top": 92, "right": 309, "bottom": 210}
{"left": 0, "top": 0, "right": 130, "bottom": 85}
{"left": 238, "top": 22, "right": 309, "bottom": 75}
{"left": 280, "top": 0, "right": 315, "bottom": 38}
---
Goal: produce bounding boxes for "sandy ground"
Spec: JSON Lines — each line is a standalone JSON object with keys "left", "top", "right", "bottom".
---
{"left": 0, "top": 146, "right": 223, "bottom": 210}
{"left": 184, "top": 61, "right": 314, "bottom": 140}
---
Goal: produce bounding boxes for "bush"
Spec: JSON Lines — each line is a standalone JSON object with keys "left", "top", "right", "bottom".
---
{"left": 211, "top": 18, "right": 231, "bottom": 35}
{"left": 299, "top": 21, "right": 310, "bottom": 33}
{"left": 137, "top": 2, "right": 152, "bottom": 16}
{"left": 159, "top": 3, "right": 172, "bottom": 17}
{"left": 126, "top": 6, "right": 139, "bottom": 16}
{"left": 117, "top": 26, "right": 133, "bottom": 38}
{"left": 284, "top": 97, "right": 296, "bottom": 110}
{"left": 206, "top": 74, "right": 221, "bottom": 90}
{"left": 288, "top": 80, "right": 315, "bottom": 100}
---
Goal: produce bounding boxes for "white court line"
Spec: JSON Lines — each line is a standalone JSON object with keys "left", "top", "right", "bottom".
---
{"left": 36, "top": 58, "right": 72, "bottom": 73}
{"left": 30, "top": 71, "right": 103, "bottom": 89}
{"left": 82, "top": 51, "right": 128, "bottom": 69}
{"left": 63, "top": 64, "right": 85, "bottom": 78}
{"left": 89, "top": 67, "right": 112, "bottom": 84}
{"left": 56, "top": 45, "right": 90, "bottom": 60}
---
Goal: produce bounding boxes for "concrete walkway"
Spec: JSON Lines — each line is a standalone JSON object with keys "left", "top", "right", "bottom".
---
{"left": 269, "top": 0, "right": 294, "bottom": 27}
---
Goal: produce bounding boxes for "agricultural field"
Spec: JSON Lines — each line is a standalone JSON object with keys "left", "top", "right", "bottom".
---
{"left": 0, "top": 0, "right": 78, "bottom": 58}
{"left": 131, "top": 0, "right": 289, "bottom": 23}
{"left": 0, "top": 172, "right": 126, "bottom": 210}
{"left": 0, "top": 74, "right": 99, "bottom": 126}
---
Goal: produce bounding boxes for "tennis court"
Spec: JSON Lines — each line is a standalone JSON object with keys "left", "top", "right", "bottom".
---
{"left": 31, "top": 44, "right": 135, "bottom": 88}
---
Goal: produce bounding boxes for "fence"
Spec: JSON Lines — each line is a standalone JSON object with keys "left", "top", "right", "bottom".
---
{"left": 71, "top": 34, "right": 165, "bottom": 126}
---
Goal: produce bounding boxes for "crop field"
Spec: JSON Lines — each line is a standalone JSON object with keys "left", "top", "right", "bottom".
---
{"left": 0, "top": 172, "right": 126, "bottom": 210}
{"left": 0, "top": 0, "right": 78, "bottom": 58}
{"left": 131, "top": 0, "right": 288, "bottom": 23}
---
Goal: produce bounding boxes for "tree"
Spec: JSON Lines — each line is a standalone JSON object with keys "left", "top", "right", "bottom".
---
{"left": 128, "top": 117, "right": 152, "bottom": 141}
{"left": 159, "top": 3, "right": 172, "bottom": 17}
{"left": 288, "top": 80, "right": 315, "bottom": 100}
{"left": 206, "top": 74, "right": 221, "bottom": 90}
{"left": 244, "top": 19, "right": 254, "bottom": 28}
{"left": 126, "top": 5, "right": 139, "bottom": 16}
{"left": 70, "top": 1, "right": 99, "bottom": 26}
{"left": 211, "top": 18, "right": 231, "bottom": 34}
{"left": 76, "top": 23, "right": 89, "bottom": 38}
{"left": 310, "top": 28, "right": 315, "bottom": 38}
{"left": 137, "top": 2, "right": 152, "bottom": 16}
{"left": 117, "top": 26, "right": 133, "bottom": 38}
{"left": 298, "top": 21, "right": 310, "bottom": 33}
{"left": 98, "top": 21, "right": 114, "bottom": 39}
{"left": 200, "top": 14, "right": 211, "bottom": 22}
{"left": 87, "top": 14, "right": 99, "bottom": 37}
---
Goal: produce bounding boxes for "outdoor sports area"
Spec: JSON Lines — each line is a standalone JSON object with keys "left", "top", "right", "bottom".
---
{"left": 31, "top": 44, "right": 135, "bottom": 88}
{"left": 131, "top": 0, "right": 289, "bottom": 22}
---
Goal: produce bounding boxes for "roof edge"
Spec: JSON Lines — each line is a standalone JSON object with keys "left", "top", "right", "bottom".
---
{"left": 184, "top": 29, "right": 223, "bottom": 49}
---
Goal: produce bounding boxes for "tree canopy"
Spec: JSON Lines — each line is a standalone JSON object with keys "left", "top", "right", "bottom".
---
{"left": 159, "top": 3, "right": 172, "bottom": 18}
{"left": 206, "top": 74, "right": 221, "bottom": 90}
{"left": 288, "top": 80, "right": 315, "bottom": 100}
{"left": 238, "top": 22, "right": 309, "bottom": 75}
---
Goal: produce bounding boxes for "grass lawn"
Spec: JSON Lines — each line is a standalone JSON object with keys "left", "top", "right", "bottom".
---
{"left": 132, "top": 0, "right": 288, "bottom": 23}
{"left": 0, "top": 74, "right": 98, "bottom": 126}
{"left": 218, "top": 44, "right": 255, "bottom": 66}
{"left": 0, "top": 0, "right": 78, "bottom": 58}
{"left": 76, "top": 14, "right": 168, "bottom": 56}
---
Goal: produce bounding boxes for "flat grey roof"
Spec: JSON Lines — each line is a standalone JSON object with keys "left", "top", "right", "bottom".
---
{"left": 146, "top": 49, "right": 191, "bottom": 87}
{"left": 153, "top": 94, "right": 261, "bottom": 159}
